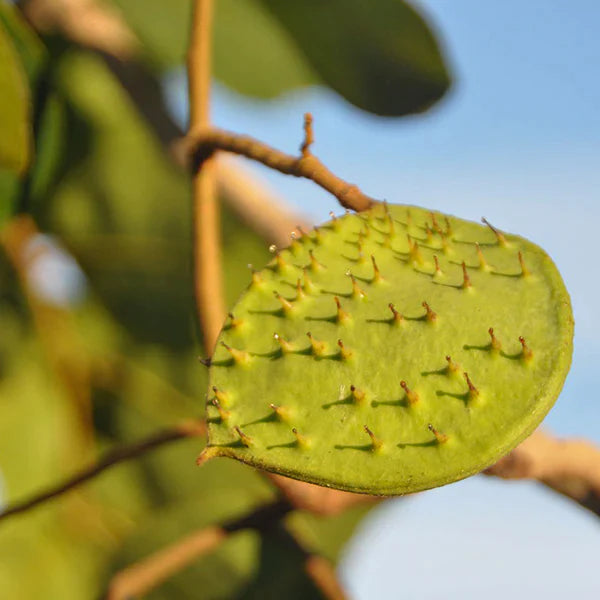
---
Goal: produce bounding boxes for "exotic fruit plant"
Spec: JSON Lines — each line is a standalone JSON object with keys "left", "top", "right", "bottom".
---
{"left": 200, "top": 203, "right": 573, "bottom": 495}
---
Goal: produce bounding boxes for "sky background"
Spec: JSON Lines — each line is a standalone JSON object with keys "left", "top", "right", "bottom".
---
{"left": 164, "top": 1, "right": 600, "bottom": 597}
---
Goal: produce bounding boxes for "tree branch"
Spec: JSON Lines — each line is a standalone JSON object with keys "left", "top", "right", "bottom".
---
{"left": 104, "top": 498, "right": 348, "bottom": 600}
{"left": 188, "top": 0, "right": 225, "bottom": 355}
{"left": 186, "top": 115, "right": 377, "bottom": 212}
{"left": 0, "top": 421, "right": 205, "bottom": 523}
{"left": 104, "top": 499, "right": 292, "bottom": 600}
{"left": 484, "top": 430, "right": 600, "bottom": 518}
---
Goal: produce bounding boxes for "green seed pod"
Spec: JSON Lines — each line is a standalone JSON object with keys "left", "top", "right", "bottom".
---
{"left": 200, "top": 204, "right": 573, "bottom": 495}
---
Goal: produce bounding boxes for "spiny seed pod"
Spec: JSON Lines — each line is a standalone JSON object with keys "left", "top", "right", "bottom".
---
{"left": 200, "top": 203, "right": 573, "bottom": 495}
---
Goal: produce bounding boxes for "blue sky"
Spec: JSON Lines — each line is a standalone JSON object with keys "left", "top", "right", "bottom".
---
{"left": 166, "top": 1, "right": 600, "bottom": 597}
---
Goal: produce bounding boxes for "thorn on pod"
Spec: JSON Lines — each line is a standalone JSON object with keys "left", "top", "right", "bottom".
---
{"left": 227, "top": 312, "right": 242, "bottom": 329}
{"left": 461, "top": 261, "right": 472, "bottom": 290}
{"left": 475, "top": 243, "right": 488, "bottom": 270}
{"left": 433, "top": 255, "right": 443, "bottom": 277}
{"left": 488, "top": 327, "right": 502, "bottom": 352}
{"left": 364, "top": 425, "right": 383, "bottom": 452}
{"left": 273, "top": 333, "right": 294, "bottom": 353}
{"left": 328, "top": 211, "right": 340, "bottom": 230}
{"left": 221, "top": 342, "right": 251, "bottom": 365}
{"left": 312, "top": 226, "right": 323, "bottom": 244}
{"left": 302, "top": 268, "right": 318, "bottom": 294}
{"left": 386, "top": 212, "right": 395, "bottom": 236}
{"left": 270, "top": 403, "right": 291, "bottom": 421}
{"left": 212, "top": 386, "right": 230, "bottom": 406}
{"left": 408, "top": 236, "right": 424, "bottom": 265}
{"left": 389, "top": 303, "right": 404, "bottom": 326}
{"left": 292, "top": 427, "right": 310, "bottom": 448}
{"left": 234, "top": 426, "right": 253, "bottom": 447}
{"left": 444, "top": 216, "right": 452, "bottom": 236}
{"left": 431, "top": 212, "right": 443, "bottom": 235}
{"left": 422, "top": 301, "right": 438, "bottom": 323}
{"left": 350, "top": 384, "right": 366, "bottom": 404}
{"left": 308, "top": 249, "right": 325, "bottom": 271}
{"left": 464, "top": 372, "right": 480, "bottom": 400}
{"left": 481, "top": 217, "right": 507, "bottom": 246}
{"left": 334, "top": 296, "right": 351, "bottom": 324}
{"left": 519, "top": 336, "right": 533, "bottom": 362}
{"left": 337, "top": 339, "right": 353, "bottom": 360}
{"left": 248, "top": 264, "right": 262, "bottom": 287}
{"left": 425, "top": 223, "right": 434, "bottom": 244}
{"left": 348, "top": 272, "right": 367, "bottom": 299}
{"left": 518, "top": 251, "right": 530, "bottom": 277}
{"left": 371, "top": 255, "right": 383, "bottom": 283}
{"left": 295, "top": 278, "right": 306, "bottom": 301}
{"left": 428, "top": 423, "right": 448, "bottom": 444}
{"left": 211, "top": 398, "right": 231, "bottom": 421}
{"left": 274, "top": 291, "right": 294, "bottom": 313}
{"left": 445, "top": 355, "right": 460, "bottom": 374}
{"left": 307, "top": 332, "right": 327, "bottom": 356}
{"left": 400, "top": 380, "right": 419, "bottom": 405}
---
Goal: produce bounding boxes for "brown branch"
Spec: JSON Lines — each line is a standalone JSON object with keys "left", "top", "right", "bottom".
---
{"left": 187, "top": 115, "right": 377, "bottom": 212}
{"left": 266, "top": 472, "right": 379, "bottom": 517}
{"left": 104, "top": 498, "right": 348, "bottom": 600}
{"left": 106, "top": 526, "right": 225, "bottom": 600}
{"left": 188, "top": 0, "right": 225, "bottom": 355}
{"left": 104, "top": 499, "right": 292, "bottom": 600}
{"left": 484, "top": 430, "right": 600, "bottom": 517}
{"left": 0, "top": 421, "right": 205, "bottom": 523}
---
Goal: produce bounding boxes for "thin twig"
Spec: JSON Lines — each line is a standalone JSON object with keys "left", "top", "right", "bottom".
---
{"left": 188, "top": 0, "right": 225, "bottom": 355}
{"left": 104, "top": 500, "right": 292, "bottom": 600}
{"left": 485, "top": 430, "right": 600, "bottom": 518}
{"left": 187, "top": 116, "right": 376, "bottom": 212}
{"left": 0, "top": 421, "right": 205, "bottom": 523}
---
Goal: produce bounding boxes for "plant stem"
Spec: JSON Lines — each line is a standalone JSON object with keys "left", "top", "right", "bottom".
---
{"left": 0, "top": 421, "right": 205, "bottom": 523}
{"left": 187, "top": 0, "right": 225, "bottom": 355}
{"left": 187, "top": 116, "right": 376, "bottom": 212}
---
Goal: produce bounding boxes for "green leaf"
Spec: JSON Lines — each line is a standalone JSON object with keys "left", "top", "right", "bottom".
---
{"left": 110, "top": 0, "right": 319, "bottom": 98}
{"left": 259, "top": 0, "right": 452, "bottom": 116}
{"left": 109, "top": 0, "right": 450, "bottom": 112}
{"left": 0, "top": 2, "right": 45, "bottom": 82}
{"left": 0, "top": 15, "right": 31, "bottom": 174}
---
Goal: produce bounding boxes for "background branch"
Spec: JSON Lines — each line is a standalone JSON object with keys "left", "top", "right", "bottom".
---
{"left": 485, "top": 430, "right": 600, "bottom": 518}
{"left": 187, "top": 119, "right": 376, "bottom": 212}
{"left": 105, "top": 500, "right": 347, "bottom": 600}
{"left": 104, "top": 500, "right": 292, "bottom": 600}
{"left": 0, "top": 420, "right": 205, "bottom": 523}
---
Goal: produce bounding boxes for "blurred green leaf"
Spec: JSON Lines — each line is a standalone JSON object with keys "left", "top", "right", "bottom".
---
{"left": 33, "top": 50, "right": 270, "bottom": 351}
{"left": 260, "top": 0, "right": 451, "bottom": 116}
{"left": 0, "top": 14, "right": 30, "bottom": 174}
{"left": 110, "top": 0, "right": 318, "bottom": 98}
{"left": 286, "top": 502, "right": 378, "bottom": 564}
{"left": 110, "top": 0, "right": 450, "bottom": 114}
{"left": 110, "top": 488, "right": 267, "bottom": 600}
{"left": 0, "top": 2, "right": 45, "bottom": 82}
{"left": 0, "top": 170, "right": 19, "bottom": 225}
